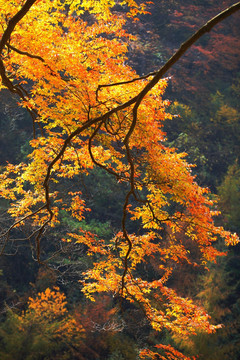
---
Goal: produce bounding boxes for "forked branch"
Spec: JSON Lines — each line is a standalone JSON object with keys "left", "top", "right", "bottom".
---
{"left": 0, "top": 2, "right": 240, "bottom": 269}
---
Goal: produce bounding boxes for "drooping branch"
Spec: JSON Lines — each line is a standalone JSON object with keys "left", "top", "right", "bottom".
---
{"left": 117, "top": 1, "right": 240, "bottom": 288}
{"left": 1, "top": 1, "right": 240, "bottom": 265}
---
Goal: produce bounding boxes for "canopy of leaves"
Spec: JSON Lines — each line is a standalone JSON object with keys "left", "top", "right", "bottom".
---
{"left": 0, "top": 1, "right": 239, "bottom": 359}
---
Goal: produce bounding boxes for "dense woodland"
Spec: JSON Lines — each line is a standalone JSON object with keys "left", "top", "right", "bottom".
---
{"left": 0, "top": 1, "right": 240, "bottom": 359}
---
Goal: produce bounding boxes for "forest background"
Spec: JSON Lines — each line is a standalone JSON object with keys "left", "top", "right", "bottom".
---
{"left": 0, "top": 0, "right": 240, "bottom": 359}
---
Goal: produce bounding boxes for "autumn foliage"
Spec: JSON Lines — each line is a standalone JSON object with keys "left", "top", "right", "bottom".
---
{"left": 0, "top": 0, "right": 239, "bottom": 358}
{"left": 0, "top": 288, "right": 84, "bottom": 359}
{"left": 139, "top": 344, "right": 197, "bottom": 360}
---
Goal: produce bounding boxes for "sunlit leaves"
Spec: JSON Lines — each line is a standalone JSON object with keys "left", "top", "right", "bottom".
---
{"left": 0, "top": 2, "right": 239, "bottom": 359}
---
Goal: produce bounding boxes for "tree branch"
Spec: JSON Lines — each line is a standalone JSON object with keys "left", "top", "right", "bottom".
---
{"left": 1, "top": 1, "right": 240, "bottom": 263}
{"left": 124, "top": 1, "right": 240, "bottom": 146}
{"left": 6, "top": 43, "right": 45, "bottom": 62}
{"left": 0, "top": 0, "right": 37, "bottom": 52}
